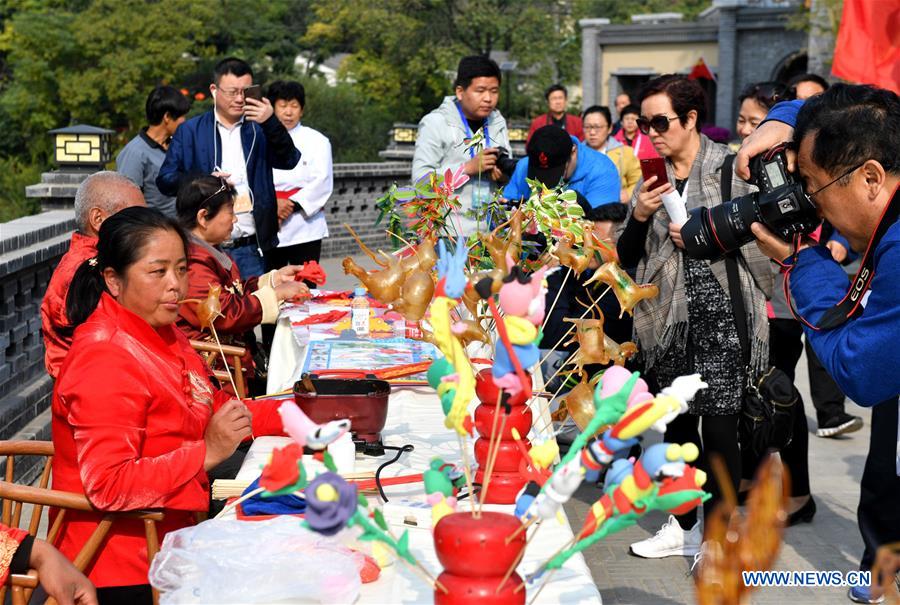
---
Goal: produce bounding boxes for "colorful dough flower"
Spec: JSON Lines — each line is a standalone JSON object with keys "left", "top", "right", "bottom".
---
{"left": 304, "top": 472, "right": 359, "bottom": 536}
{"left": 259, "top": 443, "right": 307, "bottom": 496}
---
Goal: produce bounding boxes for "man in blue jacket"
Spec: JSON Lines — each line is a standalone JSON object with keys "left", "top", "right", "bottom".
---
{"left": 157, "top": 57, "right": 300, "bottom": 279}
{"left": 741, "top": 84, "right": 899, "bottom": 605}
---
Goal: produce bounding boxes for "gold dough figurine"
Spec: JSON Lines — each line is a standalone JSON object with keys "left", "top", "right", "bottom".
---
{"left": 584, "top": 261, "right": 659, "bottom": 317}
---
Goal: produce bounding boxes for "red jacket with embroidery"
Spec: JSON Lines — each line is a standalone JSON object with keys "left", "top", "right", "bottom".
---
{"left": 176, "top": 240, "right": 285, "bottom": 432}
{"left": 0, "top": 525, "right": 28, "bottom": 585}
{"left": 40, "top": 232, "right": 97, "bottom": 378}
{"left": 52, "top": 293, "right": 226, "bottom": 588}
{"left": 177, "top": 240, "right": 264, "bottom": 343}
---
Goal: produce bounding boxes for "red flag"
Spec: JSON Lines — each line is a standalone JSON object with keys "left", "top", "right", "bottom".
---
{"left": 832, "top": 0, "right": 900, "bottom": 94}
{"left": 688, "top": 58, "right": 716, "bottom": 82}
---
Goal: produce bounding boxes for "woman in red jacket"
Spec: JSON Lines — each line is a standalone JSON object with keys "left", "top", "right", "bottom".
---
{"left": 54, "top": 207, "right": 253, "bottom": 604}
{"left": 175, "top": 176, "right": 308, "bottom": 393}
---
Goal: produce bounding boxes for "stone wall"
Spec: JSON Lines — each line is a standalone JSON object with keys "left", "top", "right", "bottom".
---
{"left": 0, "top": 210, "right": 75, "bottom": 480}
{"left": 323, "top": 162, "right": 410, "bottom": 258}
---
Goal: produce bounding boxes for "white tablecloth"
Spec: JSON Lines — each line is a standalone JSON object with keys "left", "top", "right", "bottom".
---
{"left": 232, "top": 391, "right": 600, "bottom": 603}
{"left": 252, "top": 307, "right": 601, "bottom": 603}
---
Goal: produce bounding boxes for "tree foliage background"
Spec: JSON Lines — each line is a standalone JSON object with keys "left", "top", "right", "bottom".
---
{"left": 0, "top": 0, "right": 767, "bottom": 220}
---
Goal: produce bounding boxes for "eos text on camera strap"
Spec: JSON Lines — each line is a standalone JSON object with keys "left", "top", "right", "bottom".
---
{"left": 786, "top": 184, "right": 900, "bottom": 330}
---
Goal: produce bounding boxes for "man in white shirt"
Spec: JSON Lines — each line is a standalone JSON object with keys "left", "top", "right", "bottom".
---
{"left": 266, "top": 80, "right": 333, "bottom": 272}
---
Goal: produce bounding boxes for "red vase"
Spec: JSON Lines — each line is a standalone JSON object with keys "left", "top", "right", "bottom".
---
{"left": 433, "top": 512, "right": 525, "bottom": 576}
{"left": 433, "top": 511, "right": 526, "bottom": 603}
{"left": 474, "top": 368, "right": 531, "bottom": 407}
{"left": 472, "top": 366, "right": 535, "bottom": 504}
{"left": 435, "top": 571, "right": 525, "bottom": 605}
{"left": 473, "top": 470, "right": 528, "bottom": 504}
{"left": 474, "top": 404, "right": 532, "bottom": 440}
{"left": 474, "top": 438, "right": 527, "bottom": 473}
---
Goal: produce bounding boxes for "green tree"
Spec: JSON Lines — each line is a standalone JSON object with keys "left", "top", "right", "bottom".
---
{"left": 0, "top": 0, "right": 311, "bottom": 220}
{"left": 301, "top": 0, "right": 581, "bottom": 122}
{"left": 296, "top": 76, "right": 394, "bottom": 163}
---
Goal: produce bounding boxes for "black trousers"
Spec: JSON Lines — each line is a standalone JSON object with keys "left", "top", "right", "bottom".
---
{"left": 805, "top": 338, "right": 848, "bottom": 426}
{"left": 768, "top": 317, "right": 847, "bottom": 426}
{"left": 264, "top": 239, "right": 323, "bottom": 275}
{"left": 858, "top": 397, "right": 900, "bottom": 572}
{"left": 664, "top": 412, "right": 741, "bottom": 530}
{"left": 97, "top": 585, "right": 153, "bottom": 605}
{"left": 262, "top": 239, "right": 323, "bottom": 349}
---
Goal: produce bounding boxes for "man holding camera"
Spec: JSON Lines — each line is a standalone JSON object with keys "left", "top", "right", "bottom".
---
{"left": 157, "top": 57, "right": 300, "bottom": 279}
{"left": 740, "top": 84, "right": 899, "bottom": 604}
{"left": 412, "top": 55, "right": 511, "bottom": 236}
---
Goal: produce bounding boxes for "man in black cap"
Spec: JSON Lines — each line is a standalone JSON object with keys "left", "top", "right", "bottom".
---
{"left": 412, "top": 55, "right": 512, "bottom": 235}
{"left": 503, "top": 125, "right": 625, "bottom": 442}
{"left": 503, "top": 125, "right": 621, "bottom": 220}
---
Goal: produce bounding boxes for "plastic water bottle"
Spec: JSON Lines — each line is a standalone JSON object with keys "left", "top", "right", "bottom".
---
{"left": 351, "top": 287, "right": 370, "bottom": 338}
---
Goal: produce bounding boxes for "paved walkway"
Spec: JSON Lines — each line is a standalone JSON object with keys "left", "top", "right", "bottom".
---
{"left": 320, "top": 254, "right": 872, "bottom": 605}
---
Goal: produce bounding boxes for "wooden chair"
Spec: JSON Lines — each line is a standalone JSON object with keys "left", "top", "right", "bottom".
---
{"left": 0, "top": 441, "right": 164, "bottom": 605}
{"left": 190, "top": 339, "right": 248, "bottom": 399}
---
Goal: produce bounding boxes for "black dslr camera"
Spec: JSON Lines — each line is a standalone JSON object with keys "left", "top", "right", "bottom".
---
{"left": 495, "top": 148, "right": 519, "bottom": 177}
{"left": 681, "top": 144, "right": 819, "bottom": 260}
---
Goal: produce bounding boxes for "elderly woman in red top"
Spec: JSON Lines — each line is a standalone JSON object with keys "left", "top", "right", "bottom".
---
{"left": 175, "top": 176, "right": 308, "bottom": 393}
{"left": 53, "top": 207, "right": 253, "bottom": 604}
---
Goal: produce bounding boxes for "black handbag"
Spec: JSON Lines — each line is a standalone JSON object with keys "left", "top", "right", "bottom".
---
{"left": 720, "top": 154, "right": 799, "bottom": 457}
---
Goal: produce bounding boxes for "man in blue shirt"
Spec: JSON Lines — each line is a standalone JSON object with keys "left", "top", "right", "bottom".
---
{"left": 502, "top": 125, "right": 622, "bottom": 220}
{"left": 741, "top": 84, "right": 899, "bottom": 605}
{"left": 503, "top": 126, "right": 625, "bottom": 442}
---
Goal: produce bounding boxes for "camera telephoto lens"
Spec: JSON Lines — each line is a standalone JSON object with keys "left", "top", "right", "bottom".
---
{"left": 681, "top": 193, "right": 761, "bottom": 260}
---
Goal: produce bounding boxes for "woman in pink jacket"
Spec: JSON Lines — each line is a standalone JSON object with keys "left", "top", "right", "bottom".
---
{"left": 613, "top": 104, "right": 660, "bottom": 161}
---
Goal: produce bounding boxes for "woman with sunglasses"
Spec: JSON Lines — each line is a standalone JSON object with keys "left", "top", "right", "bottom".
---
{"left": 175, "top": 176, "right": 309, "bottom": 395}
{"left": 613, "top": 104, "right": 660, "bottom": 161}
{"left": 54, "top": 207, "right": 253, "bottom": 604}
{"left": 616, "top": 75, "right": 773, "bottom": 561}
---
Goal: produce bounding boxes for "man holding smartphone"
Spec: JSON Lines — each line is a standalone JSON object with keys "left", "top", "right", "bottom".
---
{"left": 157, "top": 57, "right": 300, "bottom": 279}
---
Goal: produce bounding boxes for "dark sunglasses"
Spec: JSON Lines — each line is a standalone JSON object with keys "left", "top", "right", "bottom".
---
{"left": 637, "top": 114, "right": 684, "bottom": 135}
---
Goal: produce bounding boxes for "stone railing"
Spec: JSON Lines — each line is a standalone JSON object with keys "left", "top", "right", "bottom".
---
{"left": 324, "top": 162, "right": 410, "bottom": 257}
{"left": 1, "top": 162, "right": 412, "bottom": 474}
{"left": 0, "top": 210, "right": 76, "bottom": 480}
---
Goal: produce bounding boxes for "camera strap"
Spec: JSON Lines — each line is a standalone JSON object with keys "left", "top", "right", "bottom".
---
{"left": 787, "top": 184, "right": 900, "bottom": 330}
{"left": 720, "top": 154, "right": 752, "bottom": 367}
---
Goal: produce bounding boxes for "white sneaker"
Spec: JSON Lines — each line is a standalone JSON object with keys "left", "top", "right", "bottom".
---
{"left": 629, "top": 515, "right": 701, "bottom": 558}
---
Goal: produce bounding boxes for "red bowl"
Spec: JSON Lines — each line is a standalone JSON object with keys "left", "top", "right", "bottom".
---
{"left": 435, "top": 571, "right": 525, "bottom": 605}
{"left": 433, "top": 511, "right": 526, "bottom": 577}
{"left": 473, "top": 470, "right": 528, "bottom": 504}
{"left": 474, "top": 438, "right": 527, "bottom": 472}
{"left": 474, "top": 369, "right": 532, "bottom": 408}
{"left": 474, "top": 403, "right": 532, "bottom": 441}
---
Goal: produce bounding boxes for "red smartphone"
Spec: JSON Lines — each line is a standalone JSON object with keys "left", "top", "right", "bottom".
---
{"left": 640, "top": 158, "right": 669, "bottom": 188}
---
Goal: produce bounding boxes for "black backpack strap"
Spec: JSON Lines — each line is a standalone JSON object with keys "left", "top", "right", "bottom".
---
{"left": 719, "top": 153, "right": 752, "bottom": 366}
